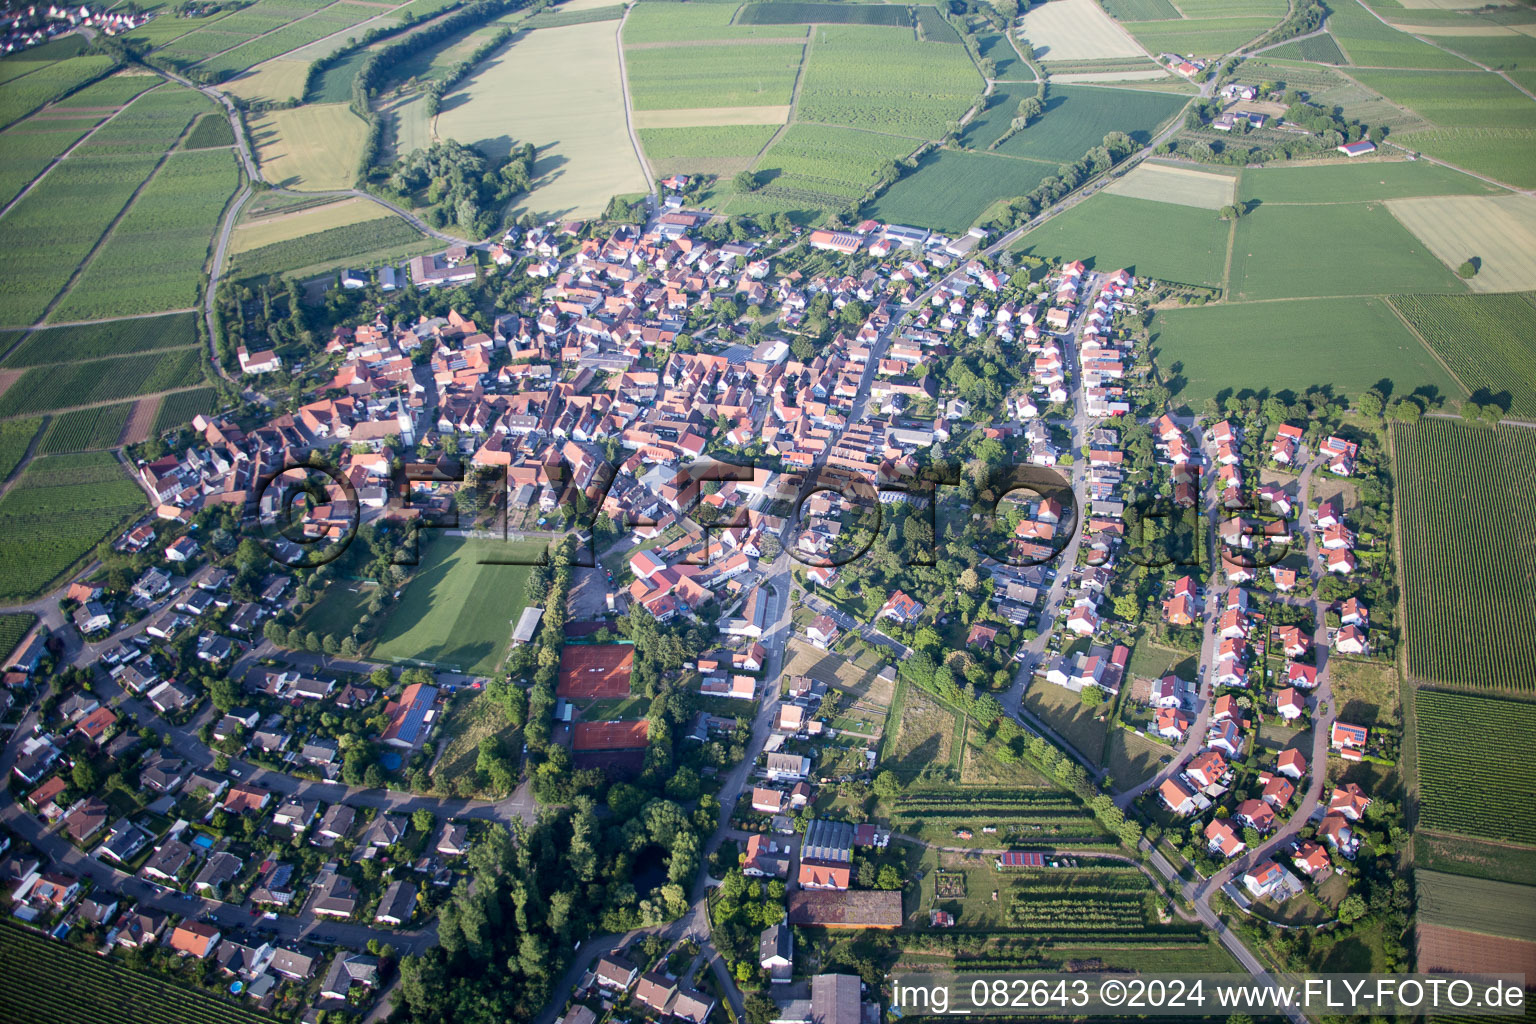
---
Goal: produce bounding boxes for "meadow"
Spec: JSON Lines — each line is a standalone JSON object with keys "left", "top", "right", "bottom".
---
{"left": 38, "top": 402, "right": 133, "bottom": 454}
{"left": 1386, "top": 193, "right": 1536, "bottom": 292}
{"left": 1416, "top": 693, "right": 1536, "bottom": 846}
{"left": 230, "top": 213, "right": 426, "bottom": 278}
{"left": 795, "top": 25, "right": 981, "bottom": 140}
{"left": 0, "top": 921, "right": 277, "bottom": 1024}
{"left": 0, "top": 418, "right": 41, "bottom": 481}
{"left": 881, "top": 681, "right": 962, "bottom": 778}
{"left": 1389, "top": 293, "right": 1536, "bottom": 418}
{"left": 1399, "top": 126, "right": 1536, "bottom": 189}
{"left": 51, "top": 147, "right": 241, "bottom": 321}
{"left": 975, "top": 31, "right": 1023, "bottom": 78}
{"left": 250, "top": 103, "right": 370, "bottom": 191}
{"left": 1014, "top": 192, "right": 1231, "bottom": 287}
{"left": 1227, "top": 202, "right": 1466, "bottom": 300}
{"left": 431, "top": 690, "right": 523, "bottom": 795}
{"left": 1326, "top": 0, "right": 1478, "bottom": 69}
{"left": 747, "top": 123, "right": 916, "bottom": 211}
{"left": 959, "top": 81, "right": 1040, "bottom": 150}
{"left": 1021, "top": 678, "right": 1108, "bottom": 764}
{"left": 867, "top": 149, "right": 1055, "bottom": 233}
{"left": 0, "top": 451, "right": 148, "bottom": 602}
{"left": 0, "top": 349, "right": 205, "bottom": 418}
{"left": 1101, "top": 161, "right": 1234, "bottom": 208}
{"left": 153, "top": 387, "right": 220, "bottom": 434}
{"left": 437, "top": 20, "right": 648, "bottom": 219}
{"left": 1236, "top": 159, "right": 1498, "bottom": 204}
{"left": 992, "top": 84, "right": 1187, "bottom": 164}
{"left": 1152, "top": 296, "right": 1462, "bottom": 408}
{"left": 372, "top": 536, "right": 544, "bottom": 675}
{"left": 625, "top": 43, "right": 804, "bottom": 109}
{"left": 1, "top": 312, "right": 200, "bottom": 368}
{"left": 1393, "top": 420, "right": 1536, "bottom": 692}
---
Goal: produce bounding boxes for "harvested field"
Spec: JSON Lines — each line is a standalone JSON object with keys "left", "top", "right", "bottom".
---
{"left": 250, "top": 102, "right": 369, "bottom": 190}
{"left": 1021, "top": 0, "right": 1147, "bottom": 60}
{"left": 1386, "top": 193, "right": 1536, "bottom": 292}
{"left": 631, "top": 105, "right": 790, "bottom": 128}
{"left": 1101, "top": 161, "right": 1234, "bottom": 208}
{"left": 1417, "top": 922, "right": 1536, "bottom": 977}
{"left": 121, "top": 396, "right": 160, "bottom": 444}
{"left": 219, "top": 57, "right": 311, "bottom": 104}
{"left": 231, "top": 197, "right": 395, "bottom": 253}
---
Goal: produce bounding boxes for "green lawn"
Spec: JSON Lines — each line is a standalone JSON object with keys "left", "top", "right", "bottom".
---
{"left": 1228, "top": 202, "right": 1467, "bottom": 300}
{"left": 372, "top": 536, "right": 545, "bottom": 675}
{"left": 1014, "top": 193, "right": 1231, "bottom": 288}
{"left": 1152, "top": 296, "right": 1464, "bottom": 409}
{"left": 297, "top": 580, "right": 378, "bottom": 644}
{"left": 1237, "top": 160, "right": 1500, "bottom": 205}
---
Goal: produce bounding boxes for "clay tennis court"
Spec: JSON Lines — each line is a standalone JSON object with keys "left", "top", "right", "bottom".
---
{"left": 556, "top": 643, "right": 635, "bottom": 698}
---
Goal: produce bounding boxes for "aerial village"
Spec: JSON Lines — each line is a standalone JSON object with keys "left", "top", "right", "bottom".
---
{"left": 1, "top": 191, "right": 1398, "bottom": 1023}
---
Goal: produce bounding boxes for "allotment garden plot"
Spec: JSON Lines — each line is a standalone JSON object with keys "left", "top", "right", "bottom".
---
{"left": 1392, "top": 420, "right": 1536, "bottom": 693}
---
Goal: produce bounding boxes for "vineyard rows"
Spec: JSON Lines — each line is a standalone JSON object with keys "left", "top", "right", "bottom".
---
{"left": 2, "top": 311, "right": 200, "bottom": 368}
{"left": 38, "top": 402, "right": 133, "bottom": 454}
{"left": 1416, "top": 689, "right": 1536, "bottom": 845}
{"left": 0, "top": 418, "right": 42, "bottom": 480}
{"left": 0, "top": 612, "right": 36, "bottom": 662}
{"left": 154, "top": 387, "right": 220, "bottom": 435}
{"left": 1390, "top": 292, "right": 1536, "bottom": 420}
{"left": 0, "top": 923, "right": 273, "bottom": 1024}
{"left": 0, "top": 451, "right": 147, "bottom": 602}
{"left": 796, "top": 25, "right": 981, "bottom": 140}
{"left": 1393, "top": 420, "right": 1536, "bottom": 691}
{"left": 0, "top": 348, "right": 204, "bottom": 418}
{"left": 230, "top": 216, "right": 426, "bottom": 278}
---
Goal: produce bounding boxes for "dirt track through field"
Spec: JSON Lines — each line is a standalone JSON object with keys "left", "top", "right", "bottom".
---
{"left": 120, "top": 397, "right": 161, "bottom": 445}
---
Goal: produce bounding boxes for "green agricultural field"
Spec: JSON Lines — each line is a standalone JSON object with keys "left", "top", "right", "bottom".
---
{"left": 737, "top": 2, "right": 912, "bottom": 26}
{"left": 1393, "top": 421, "right": 1536, "bottom": 693}
{"left": 992, "top": 84, "right": 1187, "bottom": 163}
{"left": 1417, "top": 870, "right": 1536, "bottom": 940}
{"left": 1101, "top": 0, "right": 1180, "bottom": 20}
{"left": 2, "top": 312, "right": 200, "bottom": 367}
{"left": 230, "top": 216, "right": 427, "bottom": 278}
{"left": 372, "top": 536, "right": 546, "bottom": 675}
{"left": 0, "top": 418, "right": 42, "bottom": 481}
{"left": 1399, "top": 127, "right": 1536, "bottom": 189}
{"left": 0, "top": 613, "right": 36, "bottom": 662}
{"left": 960, "top": 81, "right": 1041, "bottom": 150}
{"left": 916, "top": 5, "right": 962, "bottom": 43}
{"left": 1261, "top": 32, "right": 1347, "bottom": 64}
{"left": 0, "top": 349, "right": 204, "bottom": 418}
{"left": 0, "top": 54, "right": 117, "bottom": 131}
{"left": 0, "top": 117, "right": 99, "bottom": 210}
{"left": 1152, "top": 296, "right": 1462, "bottom": 409}
{"left": 867, "top": 149, "right": 1055, "bottom": 233}
{"left": 1417, "top": 693, "right": 1536, "bottom": 846}
{"left": 1326, "top": 0, "right": 1477, "bottom": 69}
{"left": 0, "top": 921, "right": 276, "bottom": 1024}
{"left": 621, "top": 1, "right": 799, "bottom": 43}
{"left": 795, "top": 24, "right": 981, "bottom": 139}
{"left": 1237, "top": 159, "right": 1500, "bottom": 204}
{"left": 746, "top": 122, "right": 917, "bottom": 211}
{"left": 625, "top": 43, "right": 805, "bottom": 110}
{"left": 182, "top": 112, "right": 235, "bottom": 148}
{"left": 38, "top": 402, "right": 133, "bottom": 454}
{"left": 0, "top": 451, "right": 148, "bottom": 602}
{"left": 975, "top": 31, "right": 1023, "bottom": 78}
{"left": 638, "top": 124, "right": 780, "bottom": 161}
{"left": 1228, "top": 202, "right": 1466, "bottom": 300}
{"left": 1350, "top": 69, "right": 1536, "bottom": 130}
{"left": 1122, "top": 17, "right": 1277, "bottom": 56}
{"left": 1390, "top": 293, "right": 1536, "bottom": 418}
{"left": 1014, "top": 192, "right": 1231, "bottom": 287}
{"left": 198, "top": 2, "right": 382, "bottom": 77}
{"left": 153, "top": 387, "right": 220, "bottom": 435}
{"left": 51, "top": 147, "right": 240, "bottom": 321}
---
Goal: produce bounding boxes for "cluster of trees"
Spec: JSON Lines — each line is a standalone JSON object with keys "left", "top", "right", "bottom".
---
{"left": 383, "top": 139, "right": 535, "bottom": 236}
{"left": 982, "top": 131, "right": 1137, "bottom": 232}
{"left": 1249, "top": 0, "right": 1326, "bottom": 50}
{"left": 300, "top": 0, "right": 468, "bottom": 102}
{"left": 1169, "top": 89, "right": 1385, "bottom": 167}
{"left": 989, "top": 89, "right": 1047, "bottom": 151}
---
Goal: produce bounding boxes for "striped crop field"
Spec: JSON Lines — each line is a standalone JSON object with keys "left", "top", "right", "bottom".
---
{"left": 1417, "top": 691, "right": 1536, "bottom": 846}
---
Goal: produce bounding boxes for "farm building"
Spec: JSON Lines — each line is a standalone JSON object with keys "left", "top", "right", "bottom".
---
{"left": 798, "top": 818, "right": 855, "bottom": 890}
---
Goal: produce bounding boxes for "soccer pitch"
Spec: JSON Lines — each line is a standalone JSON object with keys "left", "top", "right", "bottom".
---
{"left": 372, "top": 536, "right": 546, "bottom": 676}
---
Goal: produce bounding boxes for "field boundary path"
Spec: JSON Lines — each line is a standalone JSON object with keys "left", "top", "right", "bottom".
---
{"left": 748, "top": 26, "right": 814, "bottom": 168}
{"left": 614, "top": 3, "right": 658, "bottom": 196}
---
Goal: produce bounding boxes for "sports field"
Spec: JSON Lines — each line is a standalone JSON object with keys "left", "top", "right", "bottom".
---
{"left": 1386, "top": 193, "right": 1536, "bottom": 292}
{"left": 557, "top": 643, "right": 635, "bottom": 699}
{"left": 1021, "top": 0, "right": 1148, "bottom": 60}
{"left": 1228, "top": 202, "right": 1467, "bottom": 300}
{"left": 250, "top": 102, "right": 370, "bottom": 190}
{"left": 372, "top": 536, "right": 545, "bottom": 676}
{"left": 1237, "top": 159, "right": 1500, "bottom": 204}
{"left": 231, "top": 197, "right": 397, "bottom": 253}
{"left": 435, "top": 20, "right": 648, "bottom": 218}
{"left": 1151, "top": 296, "right": 1464, "bottom": 409}
{"left": 1013, "top": 192, "right": 1231, "bottom": 288}
{"left": 1101, "top": 161, "right": 1234, "bottom": 208}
